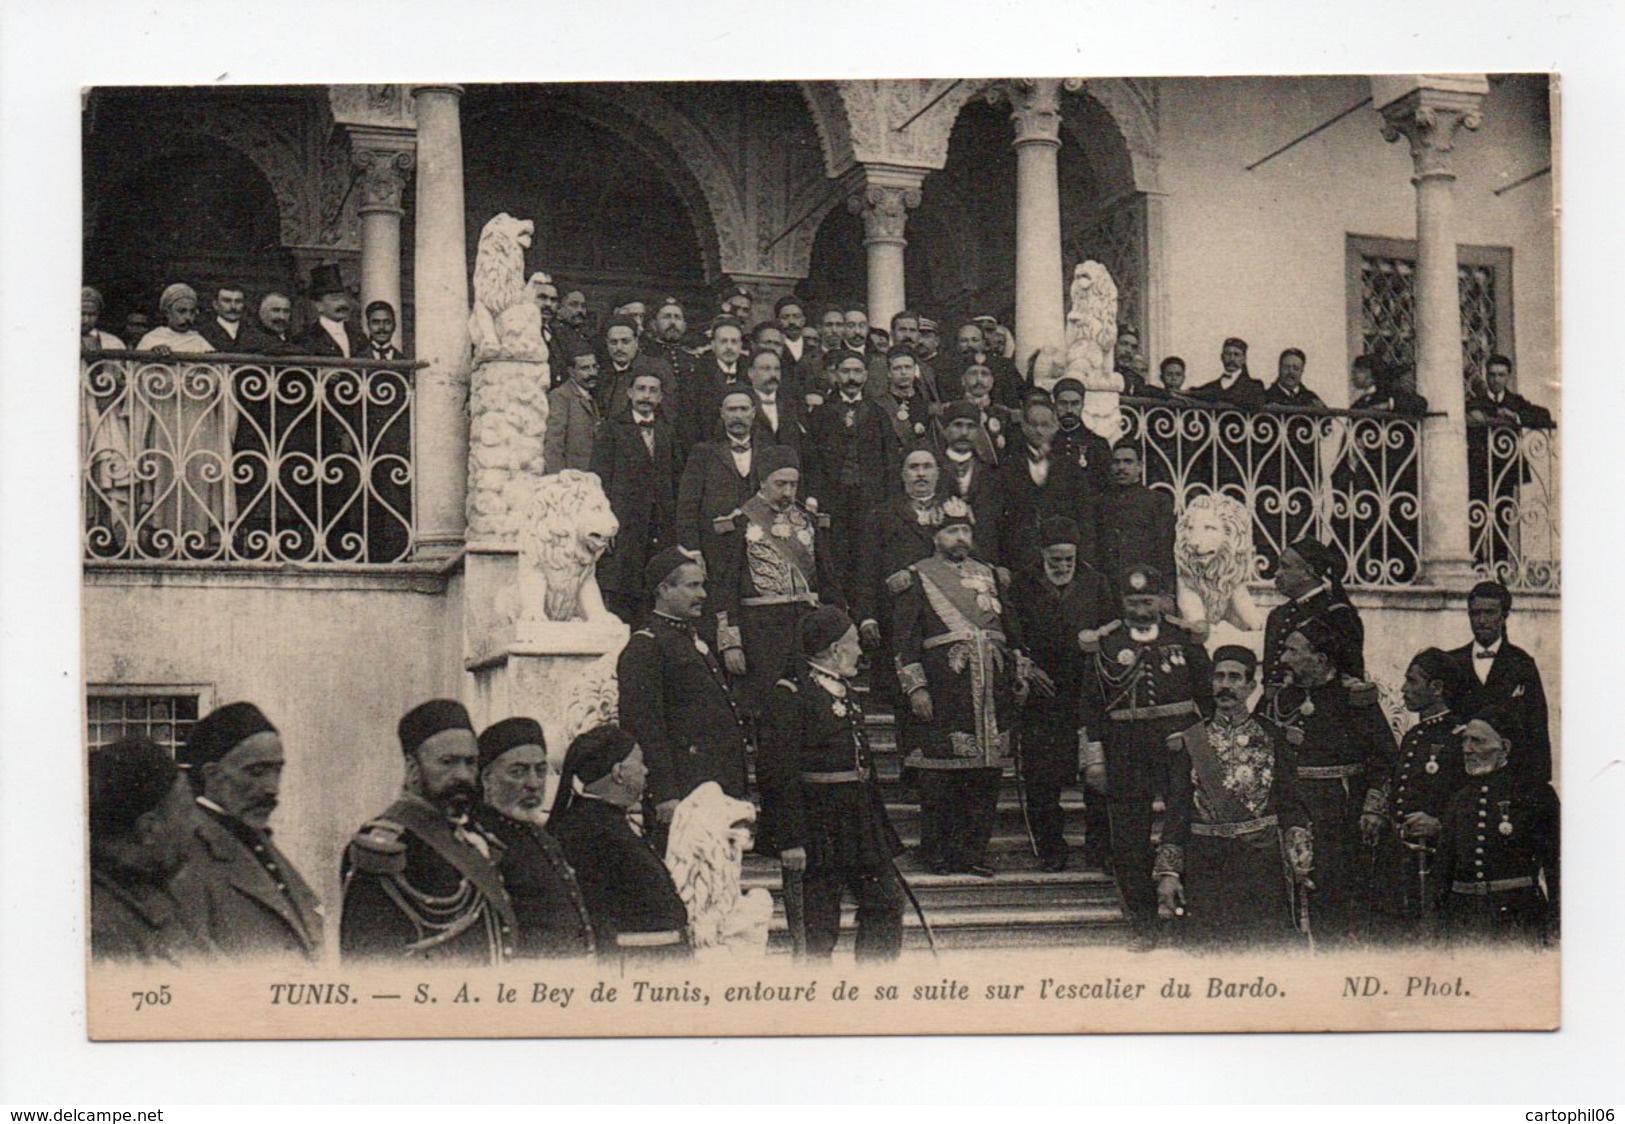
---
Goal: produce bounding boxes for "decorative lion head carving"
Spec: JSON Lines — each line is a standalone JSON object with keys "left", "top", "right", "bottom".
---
{"left": 1064, "top": 260, "right": 1119, "bottom": 391}
{"left": 665, "top": 781, "right": 773, "bottom": 952}
{"left": 469, "top": 213, "right": 546, "bottom": 363}
{"left": 517, "top": 469, "right": 620, "bottom": 624}
{"left": 1175, "top": 492, "right": 1259, "bottom": 624}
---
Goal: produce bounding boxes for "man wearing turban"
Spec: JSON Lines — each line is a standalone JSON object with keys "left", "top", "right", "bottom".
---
{"left": 339, "top": 700, "right": 517, "bottom": 964}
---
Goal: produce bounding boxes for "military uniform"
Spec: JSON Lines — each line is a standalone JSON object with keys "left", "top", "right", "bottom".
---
{"left": 339, "top": 794, "right": 517, "bottom": 964}
{"left": 1449, "top": 639, "right": 1553, "bottom": 785}
{"left": 1099, "top": 483, "right": 1176, "bottom": 597}
{"left": 1262, "top": 584, "right": 1366, "bottom": 691}
{"left": 1079, "top": 617, "right": 1213, "bottom": 932}
{"left": 172, "top": 800, "right": 324, "bottom": 960}
{"left": 711, "top": 493, "right": 841, "bottom": 718}
{"left": 1010, "top": 563, "right": 1113, "bottom": 867}
{"left": 1365, "top": 709, "right": 1465, "bottom": 941}
{"left": 893, "top": 552, "right": 1025, "bottom": 873}
{"left": 1161, "top": 712, "right": 1309, "bottom": 947}
{"left": 758, "top": 663, "right": 906, "bottom": 960}
{"left": 547, "top": 796, "right": 692, "bottom": 959}
{"left": 1435, "top": 767, "right": 1558, "bottom": 946}
{"left": 1262, "top": 678, "right": 1394, "bottom": 942}
{"left": 473, "top": 806, "right": 595, "bottom": 959}
{"left": 617, "top": 612, "right": 751, "bottom": 814}
{"left": 90, "top": 867, "right": 211, "bottom": 965}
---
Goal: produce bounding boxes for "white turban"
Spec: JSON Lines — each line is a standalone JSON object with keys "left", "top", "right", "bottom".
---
{"left": 158, "top": 283, "right": 197, "bottom": 315}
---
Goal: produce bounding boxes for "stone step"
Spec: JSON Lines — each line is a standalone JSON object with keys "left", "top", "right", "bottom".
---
{"left": 742, "top": 860, "right": 1118, "bottom": 911}
{"left": 763, "top": 901, "right": 1127, "bottom": 953}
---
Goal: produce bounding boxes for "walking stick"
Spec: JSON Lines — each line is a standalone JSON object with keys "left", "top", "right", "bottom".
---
{"left": 1012, "top": 727, "right": 1040, "bottom": 859}
{"left": 781, "top": 867, "right": 808, "bottom": 959}
{"left": 891, "top": 856, "right": 939, "bottom": 958}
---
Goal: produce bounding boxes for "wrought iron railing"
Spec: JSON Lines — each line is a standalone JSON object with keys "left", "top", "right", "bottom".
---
{"left": 1468, "top": 421, "right": 1560, "bottom": 593}
{"left": 1117, "top": 398, "right": 1426, "bottom": 587}
{"left": 82, "top": 352, "right": 418, "bottom": 564}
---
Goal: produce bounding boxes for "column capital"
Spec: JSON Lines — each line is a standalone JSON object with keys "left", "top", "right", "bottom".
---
{"left": 847, "top": 167, "right": 925, "bottom": 247}
{"left": 410, "top": 83, "right": 465, "bottom": 100}
{"left": 987, "top": 78, "right": 1084, "bottom": 147}
{"left": 1376, "top": 80, "right": 1487, "bottom": 181}
{"left": 351, "top": 144, "right": 416, "bottom": 216}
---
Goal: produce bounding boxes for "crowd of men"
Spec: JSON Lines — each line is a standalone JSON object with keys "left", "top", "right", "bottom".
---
{"left": 86, "top": 272, "right": 1558, "bottom": 963}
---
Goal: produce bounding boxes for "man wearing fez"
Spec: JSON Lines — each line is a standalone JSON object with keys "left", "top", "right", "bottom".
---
{"left": 472, "top": 718, "right": 595, "bottom": 959}
{"left": 1011, "top": 515, "right": 1114, "bottom": 871}
{"left": 1048, "top": 377, "right": 1114, "bottom": 496}
{"left": 759, "top": 606, "right": 906, "bottom": 960}
{"left": 1078, "top": 564, "right": 1213, "bottom": 948}
{"left": 1261, "top": 617, "right": 1395, "bottom": 944}
{"left": 1263, "top": 536, "right": 1365, "bottom": 695}
{"left": 171, "top": 703, "right": 323, "bottom": 959}
{"left": 936, "top": 401, "right": 1005, "bottom": 564}
{"left": 893, "top": 498, "right": 1029, "bottom": 877}
{"left": 1364, "top": 647, "right": 1468, "bottom": 942}
{"left": 340, "top": 700, "right": 517, "bottom": 964}
{"left": 617, "top": 546, "right": 751, "bottom": 852}
{"left": 600, "top": 313, "right": 677, "bottom": 422}
{"left": 89, "top": 737, "right": 211, "bottom": 965}
{"left": 643, "top": 295, "right": 700, "bottom": 390}
{"left": 592, "top": 368, "right": 682, "bottom": 624}
{"left": 547, "top": 725, "right": 692, "bottom": 959}
{"left": 1158, "top": 646, "right": 1312, "bottom": 947}
{"left": 1449, "top": 580, "right": 1553, "bottom": 785}
{"left": 709, "top": 445, "right": 840, "bottom": 722}
{"left": 804, "top": 345, "right": 888, "bottom": 607}
{"left": 1434, "top": 704, "right": 1559, "bottom": 947}
{"left": 1189, "top": 336, "right": 1267, "bottom": 409}
{"left": 677, "top": 390, "right": 763, "bottom": 606}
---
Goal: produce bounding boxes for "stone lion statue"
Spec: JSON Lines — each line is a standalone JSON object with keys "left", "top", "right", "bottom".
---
{"left": 664, "top": 782, "right": 773, "bottom": 956}
{"left": 517, "top": 469, "right": 620, "bottom": 625}
{"left": 1174, "top": 492, "right": 1265, "bottom": 649}
{"left": 1064, "top": 261, "right": 1124, "bottom": 440}
{"left": 469, "top": 213, "right": 549, "bottom": 364}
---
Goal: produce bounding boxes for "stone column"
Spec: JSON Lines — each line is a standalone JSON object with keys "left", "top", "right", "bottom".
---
{"left": 847, "top": 166, "right": 924, "bottom": 334}
{"left": 350, "top": 130, "right": 415, "bottom": 345}
{"left": 1377, "top": 76, "right": 1488, "bottom": 586}
{"left": 409, "top": 85, "right": 470, "bottom": 559}
{"left": 1006, "top": 78, "right": 1069, "bottom": 372}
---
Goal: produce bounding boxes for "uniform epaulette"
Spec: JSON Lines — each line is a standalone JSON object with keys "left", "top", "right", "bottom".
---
{"left": 712, "top": 509, "right": 742, "bottom": 534}
{"left": 885, "top": 568, "right": 914, "bottom": 594}
{"left": 1347, "top": 678, "right": 1379, "bottom": 708}
{"left": 776, "top": 678, "right": 799, "bottom": 693}
{"left": 633, "top": 628, "right": 655, "bottom": 639}
{"left": 349, "top": 818, "right": 407, "bottom": 875}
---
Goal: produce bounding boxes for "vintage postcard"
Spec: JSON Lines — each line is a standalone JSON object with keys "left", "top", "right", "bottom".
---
{"left": 78, "top": 73, "right": 1559, "bottom": 1041}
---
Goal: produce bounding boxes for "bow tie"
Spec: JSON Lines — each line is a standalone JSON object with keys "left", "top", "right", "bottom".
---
{"left": 634, "top": 417, "right": 656, "bottom": 428}
{"left": 1027, "top": 449, "right": 1048, "bottom": 463}
{"left": 729, "top": 441, "right": 752, "bottom": 453}
{"left": 1474, "top": 649, "right": 1496, "bottom": 660}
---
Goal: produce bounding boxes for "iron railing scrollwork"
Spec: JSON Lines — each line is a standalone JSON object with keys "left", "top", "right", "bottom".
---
{"left": 82, "top": 352, "right": 418, "bottom": 565}
{"left": 1468, "top": 421, "right": 1560, "bottom": 593}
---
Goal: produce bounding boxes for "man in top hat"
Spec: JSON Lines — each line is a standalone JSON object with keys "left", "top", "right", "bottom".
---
{"left": 89, "top": 737, "right": 211, "bottom": 965}
{"left": 709, "top": 445, "right": 841, "bottom": 720}
{"left": 1010, "top": 515, "right": 1114, "bottom": 871}
{"left": 1260, "top": 616, "right": 1395, "bottom": 944}
{"left": 1433, "top": 703, "right": 1559, "bottom": 946}
{"left": 1363, "top": 647, "right": 1469, "bottom": 943}
{"left": 1188, "top": 337, "right": 1267, "bottom": 409}
{"left": 617, "top": 545, "right": 752, "bottom": 853}
{"left": 1448, "top": 580, "right": 1553, "bottom": 785}
{"left": 171, "top": 702, "right": 323, "bottom": 959}
{"left": 759, "top": 606, "right": 906, "bottom": 960}
{"left": 892, "top": 498, "right": 1030, "bottom": 876}
{"left": 804, "top": 345, "right": 889, "bottom": 606}
{"left": 1158, "top": 646, "right": 1312, "bottom": 947}
{"left": 546, "top": 725, "right": 692, "bottom": 959}
{"left": 340, "top": 700, "right": 517, "bottom": 963}
{"left": 936, "top": 400, "right": 1006, "bottom": 564}
{"left": 472, "top": 718, "right": 595, "bottom": 958}
{"left": 1263, "top": 536, "right": 1366, "bottom": 694}
{"left": 592, "top": 364, "right": 682, "bottom": 624}
{"left": 294, "top": 263, "right": 364, "bottom": 358}
{"left": 1078, "top": 563, "right": 1213, "bottom": 947}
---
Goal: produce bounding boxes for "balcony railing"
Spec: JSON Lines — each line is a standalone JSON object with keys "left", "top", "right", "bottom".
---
{"left": 1468, "top": 420, "right": 1560, "bottom": 593}
{"left": 82, "top": 352, "right": 417, "bottom": 564}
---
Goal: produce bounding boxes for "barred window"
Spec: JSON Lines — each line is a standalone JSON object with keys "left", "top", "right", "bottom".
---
{"left": 86, "top": 686, "right": 212, "bottom": 756}
{"left": 1345, "top": 235, "right": 1515, "bottom": 393}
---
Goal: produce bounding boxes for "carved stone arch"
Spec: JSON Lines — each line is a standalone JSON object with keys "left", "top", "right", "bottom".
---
{"left": 782, "top": 166, "right": 861, "bottom": 281}
{"left": 797, "top": 81, "right": 855, "bottom": 178}
{"left": 1076, "top": 78, "right": 1161, "bottom": 194}
{"left": 559, "top": 86, "right": 747, "bottom": 281}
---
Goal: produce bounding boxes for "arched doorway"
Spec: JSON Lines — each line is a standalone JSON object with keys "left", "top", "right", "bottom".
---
{"left": 84, "top": 142, "right": 289, "bottom": 334}
{"left": 456, "top": 86, "right": 711, "bottom": 321}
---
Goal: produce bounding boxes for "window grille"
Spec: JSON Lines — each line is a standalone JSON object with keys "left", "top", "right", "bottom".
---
{"left": 86, "top": 686, "right": 211, "bottom": 756}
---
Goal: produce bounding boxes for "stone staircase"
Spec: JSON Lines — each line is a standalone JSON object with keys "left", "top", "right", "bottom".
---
{"left": 744, "top": 702, "right": 1131, "bottom": 954}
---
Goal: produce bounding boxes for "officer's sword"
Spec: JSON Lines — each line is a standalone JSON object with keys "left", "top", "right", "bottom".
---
{"left": 781, "top": 868, "right": 808, "bottom": 959}
{"left": 1011, "top": 729, "right": 1040, "bottom": 859}
{"left": 891, "top": 856, "right": 939, "bottom": 957}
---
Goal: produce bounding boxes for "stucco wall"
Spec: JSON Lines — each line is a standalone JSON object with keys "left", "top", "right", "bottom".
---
{"left": 1156, "top": 74, "right": 1555, "bottom": 410}
{"left": 83, "top": 570, "right": 464, "bottom": 947}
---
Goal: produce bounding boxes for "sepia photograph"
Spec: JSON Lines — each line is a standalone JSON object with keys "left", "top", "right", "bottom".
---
{"left": 71, "top": 68, "right": 1566, "bottom": 1042}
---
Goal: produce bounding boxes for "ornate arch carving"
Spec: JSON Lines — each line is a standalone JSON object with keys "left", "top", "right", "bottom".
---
{"left": 1078, "top": 78, "right": 1161, "bottom": 193}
